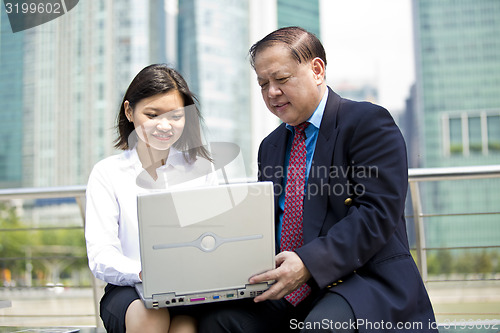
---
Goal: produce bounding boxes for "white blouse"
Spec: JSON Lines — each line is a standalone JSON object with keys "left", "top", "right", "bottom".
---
{"left": 85, "top": 147, "right": 218, "bottom": 286}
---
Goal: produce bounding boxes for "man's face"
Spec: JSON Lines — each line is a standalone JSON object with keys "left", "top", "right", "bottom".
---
{"left": 254, "top": 44, "right": 324, "bottom": 126}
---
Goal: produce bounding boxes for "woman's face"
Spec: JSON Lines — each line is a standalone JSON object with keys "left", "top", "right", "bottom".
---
{"left": 125, "top": 90, "right": 185, "bottom": 151}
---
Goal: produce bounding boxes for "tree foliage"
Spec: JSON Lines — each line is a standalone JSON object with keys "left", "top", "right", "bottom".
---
{"left": 426, "top": 249, "right": 499, "bottom": 277}
{"left": 0, "top": 202, "right": 88, "bottom": 286}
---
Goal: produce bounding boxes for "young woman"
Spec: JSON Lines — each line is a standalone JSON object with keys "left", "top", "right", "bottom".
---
{"left": 85, "top": 64, "right": 217, "bottom": 333}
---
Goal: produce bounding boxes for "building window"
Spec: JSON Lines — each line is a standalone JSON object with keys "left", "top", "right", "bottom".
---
{"left": 449, "top": 116, "right": 463, "bottom": 154}
{"left": 442, "top": 110, "right": 500, "bottom": 156}
{"left": 468, "top": 116, "right": 482, "bottom": 153}
{"left": 488, "top": 115, "right": 500, "bottom": 152}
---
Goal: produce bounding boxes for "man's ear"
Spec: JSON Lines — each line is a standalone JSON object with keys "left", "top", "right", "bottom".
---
{"left": 311, "top": 57, "right": 326, "bottom": 84}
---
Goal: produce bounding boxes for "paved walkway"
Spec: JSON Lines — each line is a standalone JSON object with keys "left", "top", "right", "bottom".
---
{"left": 0, "top": 283, "right": 499, "bottom": 330}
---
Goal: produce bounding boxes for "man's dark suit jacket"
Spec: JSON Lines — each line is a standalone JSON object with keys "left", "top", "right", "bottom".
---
{"left": 257, "top": 87, "right": 437, "bottom": 332}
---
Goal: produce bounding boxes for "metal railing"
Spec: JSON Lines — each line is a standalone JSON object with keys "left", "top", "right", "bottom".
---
{"left": 0, "top": 165, "right": 499, "bottom": 327}
{"left": 407, "top": 165, "right": 500, "bottom": 284}
{"left": 0, "top": 185, "right": 102, "bottom": 327}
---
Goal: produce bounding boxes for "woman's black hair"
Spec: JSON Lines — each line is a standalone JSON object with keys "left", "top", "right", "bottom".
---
{"left": 114, "top": 64, "right": 211, "bottom": 162}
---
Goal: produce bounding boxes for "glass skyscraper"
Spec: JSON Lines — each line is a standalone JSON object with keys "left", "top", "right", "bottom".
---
{"left": 0, "top": 9, "right": 25, "bottom": 188}
{"left": 1, "top": 0, "right": 323, "bottom": 187}
{"left": 412, "top": 0, "right": 500, "bottom": 248}
{"left": 177, "top": 0, "right": 320, "bottom": 179}
{"left": 278, "top": 0, "right": 320, "bottom": 37}
{"left": 177, "top": 0, "right": 252, "bottom": 178}
{"left": 0, "top": 0, "right": 170, "bottom": 188}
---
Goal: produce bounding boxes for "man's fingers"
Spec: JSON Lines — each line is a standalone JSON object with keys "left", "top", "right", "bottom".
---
{"left": 249, "top": 268, "right": 278, "bottom": 284}
{"left": 253, "top": 280, "right": 287, "bottom": 302}
{"left": 275, "top": 251, "right": 288, "bottom": 266}
{"left": 250, "top": 251, "right": 311, "bottom": 303}
{"left": 251, "top": 251, "right": 293, "bottom": 284}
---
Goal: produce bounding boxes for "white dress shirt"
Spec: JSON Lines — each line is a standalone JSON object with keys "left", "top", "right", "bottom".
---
{"left": 85, "top": 147, "right": 218, "bottom": 286}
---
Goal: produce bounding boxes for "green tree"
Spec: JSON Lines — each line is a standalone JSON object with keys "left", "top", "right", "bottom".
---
{"left": 474, "top": 250, "right": 493, "bottom": 276}
{"left": 1, "top": 203, "right": 88, "bottom": 286}
{"left": 454, "top": 252, "right": 475, "bottom": 274}
{"left": 36, "top": 228, "right": 87, "bottom": 284}
{"left": 492, "top": 251, "right": 500, "bottom": 273}
{"left": 426, "top": 252, "right": 439, "bottom": 275}
{"left": 436, "top": 249, "right": 453, "bottom": 276}
{"left": 0, "top": 203, "right": 33, "bottom": 281}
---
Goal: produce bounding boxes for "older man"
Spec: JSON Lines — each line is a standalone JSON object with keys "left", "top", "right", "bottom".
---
{"left": 200, "top": 26, "right": 437, "bottom": 333}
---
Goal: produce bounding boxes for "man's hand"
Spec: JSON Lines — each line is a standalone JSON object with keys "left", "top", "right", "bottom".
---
{"left": 249, "top": 251, "right": 311, "bottom": 303}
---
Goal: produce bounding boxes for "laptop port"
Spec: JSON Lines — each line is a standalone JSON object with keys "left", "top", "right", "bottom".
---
{"left": 190, "top": 297, "right": 206, "bottom": 302}
{"left": 226, "top": 293, "right": 234, "bottom": 298}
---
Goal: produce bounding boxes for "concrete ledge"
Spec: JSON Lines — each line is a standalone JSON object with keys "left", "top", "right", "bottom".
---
{"left": 0, "top": 300, "right": 12, "bottom": 308}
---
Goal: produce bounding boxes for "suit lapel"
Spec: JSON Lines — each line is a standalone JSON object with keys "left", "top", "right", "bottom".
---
{"left": 266, "top": 124, "right": 289, "bottom": 210}
{"left": 303, "top": 88, "right": 342, "bottom": 242}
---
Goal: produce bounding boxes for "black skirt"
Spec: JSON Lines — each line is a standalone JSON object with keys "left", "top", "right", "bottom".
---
{"left": 99, "top": 283, "right": 210, "bottom": 332}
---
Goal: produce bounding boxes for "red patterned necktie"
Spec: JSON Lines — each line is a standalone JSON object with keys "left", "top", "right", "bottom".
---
{"left": 281, "top": 122, "right": 311, "bottom": 306}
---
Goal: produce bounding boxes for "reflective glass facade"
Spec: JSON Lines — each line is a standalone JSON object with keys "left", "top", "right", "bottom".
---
{"left": 278, "top": 0, "right": 320, "bottom": 38}
{"left": 178, "top": 0, "right": 252, "bottom": 176}
{"left": 0, "top": 9, "right": 24, "bottom": 188}
{"left": 413, "top": 0, "right": 500, "bottom": 248}
{"left": 0, "top": 0, "right": 169, "bottom": 188}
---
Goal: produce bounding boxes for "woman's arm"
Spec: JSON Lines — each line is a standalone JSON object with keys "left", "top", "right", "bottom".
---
{"left": 85, "top": 162, "right": 142, "bottom": 286}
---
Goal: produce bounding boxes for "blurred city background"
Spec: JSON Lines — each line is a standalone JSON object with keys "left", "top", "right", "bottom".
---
{"left": 0, "top": 0, "right": 499, "bottom": 329}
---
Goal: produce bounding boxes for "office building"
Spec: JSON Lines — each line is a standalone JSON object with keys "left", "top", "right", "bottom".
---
{"left": 177, "top": 0, "right": 320, "bottom": 178}
{"left": 0, "top": 0, "right": 170, "bottom": 188}
{"left": 1, "top": 0, "right": 323, "bottom": 187}
{"left": 412, "top": 0, "right": 500, "bottom": 249}
{"left": 178, "top": 0, "right": 252, "bottom": 179}
{"left": 0, "top": 10, "right": 25, "bottom": 188}
{"left": 277, "top": 0, "right": 320, "bottom": 37}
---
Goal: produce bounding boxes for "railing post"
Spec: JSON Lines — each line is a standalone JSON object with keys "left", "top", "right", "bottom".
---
{"left": 90, "top": 272, "right": 104, "bottom": 328}
{"left": 409, "top": 181, "right": 428, "bottom": 284}
{"left": 77, "top": 194, "right": 103, "bottom": 329}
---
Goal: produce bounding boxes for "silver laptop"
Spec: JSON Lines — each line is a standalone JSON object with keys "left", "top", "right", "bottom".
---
{"left": 135, "top": 182, "right": 276, "bottom": 308}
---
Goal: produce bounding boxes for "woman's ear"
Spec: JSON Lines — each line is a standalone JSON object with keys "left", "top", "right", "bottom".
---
{"left": 311, "top": 57, "right": 326, "bottom": 84}
{"left": 124, "top": 101, "right": 133, "bottom": 123}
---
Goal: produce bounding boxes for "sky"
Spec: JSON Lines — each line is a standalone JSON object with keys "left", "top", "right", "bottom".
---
{"left": 320, "top": 0, "right": 415, "bottom": 113}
